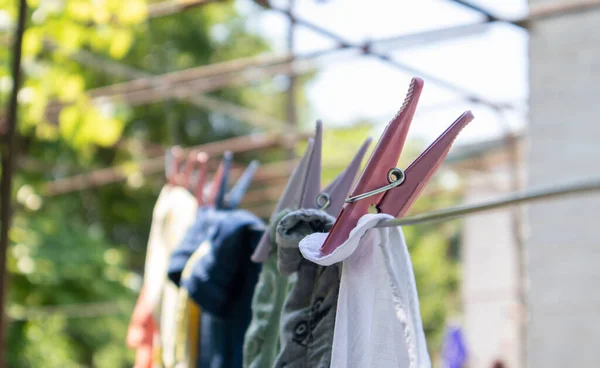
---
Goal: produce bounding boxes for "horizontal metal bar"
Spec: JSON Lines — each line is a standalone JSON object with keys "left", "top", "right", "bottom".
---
{"left": 377, "top": 178, "right": 600, "bottom": 227}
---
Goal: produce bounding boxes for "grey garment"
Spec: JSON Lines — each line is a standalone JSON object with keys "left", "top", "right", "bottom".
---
{"left": 274, "top": 209, "right": 340, "bottom": 368}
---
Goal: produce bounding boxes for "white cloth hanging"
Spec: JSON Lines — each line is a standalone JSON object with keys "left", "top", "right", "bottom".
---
{"left": 142, "top": 185, "right": 198, "bottom": 368}
{"left": 299, "top": 213, "right": 431, "bottom": 368}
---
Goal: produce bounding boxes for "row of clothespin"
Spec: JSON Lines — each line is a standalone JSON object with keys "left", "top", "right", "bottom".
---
{"left": 164, "top": 77, "right": 474, "bottom": 256}
{"left": 254, "top": 77, "right": 474, "bottom": 258}
{"left": 164, "top": 147, "right": 261, "bottom": 210}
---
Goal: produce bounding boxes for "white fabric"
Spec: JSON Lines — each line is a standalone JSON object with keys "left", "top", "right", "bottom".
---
{"left": 142, "top": 185, "right": 198, "bottom": 368}
{"left": 299, "top": 213, "right": 431, "bottom": 368}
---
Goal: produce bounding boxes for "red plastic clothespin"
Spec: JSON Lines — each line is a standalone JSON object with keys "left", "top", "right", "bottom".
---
{"left": 180, "top": 150, "right": 199, "bottom": 188}
{"left": 207, "top": 158, "right": 226, "bottom": 206}
{"left": 167, "top": 146, "right": 183, "bottom": 186}
{"left": 193, "top": 152, "right": 209, "bottom": 205}
{"left": 320, "top": 77, "right": 474, "bottom": 255}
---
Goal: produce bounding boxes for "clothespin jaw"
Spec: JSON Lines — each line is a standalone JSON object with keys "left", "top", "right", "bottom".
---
{"left": 299, "top": 120, "right": 323, "bottom": 210}
{"left": 224, "top": 160, "right": 261, "bottom": 210}
{"left": 214, "top": 151, "right": 233, "bottom": 209}
{"left": 180, "top": 149, "right": 199, "bottom": 188}
{"left": 320, "top": 77, "right": 474, "bottom": 255}
{"left": 166, "top": 146, "right": 183, "bottom": 186}
{"left": 207, "top": 152, "right": 231, "bottom": 206}
{"left": 251, "top": 121, "right": 322, "bottom": 263}
{"left": 194, "top": 152, "right": 209, "bottom": 205}
{"left": 319, "top": 137, "right": 372, "bottom": 217}
{"left": 377, "top": 111, "right": 473, "bottom": 217}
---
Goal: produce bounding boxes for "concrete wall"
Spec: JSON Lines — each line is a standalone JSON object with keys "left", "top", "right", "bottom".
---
{"left": 527, "top": 2, "right": 600, "bottom": 367}
{"left": 462, "top": 171, "right": 521, "bottom": 368}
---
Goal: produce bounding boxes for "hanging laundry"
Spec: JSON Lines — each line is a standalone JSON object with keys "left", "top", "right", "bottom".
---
{"left": 243, "top": 121, "right": 369, "bottom": 368}
{"left": 296, "top": 77, "right": 473, "bottom": 368}
{"left": 127, "top": 288, "right": 158, "bottom": 368}
{"left": 181, "top": 209, "right": 264, "bottom": 368}
{"left": 168, "top": 152, "right": 234, "bottom": 286}
{"left": 274, "top": 209, "right": 337, "bottom": 368}
{"left": 260, "top": 122, "right": 371, "bottom": 368}
{"left": 299, "top": 214, "right": 430, "bottom": 368}
{"left": 243, "top": 122, "right": 328, "bottom": 368}
{"left": 168, "top": 153, "right": 259, "bottom": 285}
{"left": 165, "top": 154, "right": 232, "bottom": 368}
{"left": 166, "top": 152, "right": 262, "bottom": 368}
{"left": 127, "top": 184, "right": 199, "bottom": 368}
{"left": 243, "top": 128, "right": 319, "bottom": 368}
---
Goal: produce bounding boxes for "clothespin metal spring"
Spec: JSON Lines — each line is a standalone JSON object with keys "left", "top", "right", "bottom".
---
{"left": 345, "top": 167, "right": 405, "bottom": 204}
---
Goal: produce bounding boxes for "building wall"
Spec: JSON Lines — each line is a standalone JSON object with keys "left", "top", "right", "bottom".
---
{"left": 462, "top": 171, "right": 521, "bottom": 368}
{"left": 527, "top": 2, "right": 600, "bottom": 367}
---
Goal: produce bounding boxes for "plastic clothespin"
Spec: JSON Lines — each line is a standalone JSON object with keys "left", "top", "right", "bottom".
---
{"left": 193, "top": 152, "right": 209, "bottom": 205}
{"left": 224, "top": 160, "right": 261, "bottom": 210}
{"left": 251, "top": 121, "right": 322, "bottom": 262}
{"left": 251, "top": 120, "right": 372, "bottom": 262}
{"left": 180, "top": 149, "right": 199, "bottom": 188}
{"left": 166, "top": 146, "right": 183, "bottom": 186}
{"left": 320, "top": 77, "right": 474, "bottom": 256}
{"left": 207, "top": 154, "right": 226, "bottom": 206}
{"left": 296, "top": 122, "right": 373, "bottom": 219}
{"left": 207, "top": 151, "right": 233, "bottom": 209}
{"left": 316, "top": 137, "right": 372, "bottom": 217}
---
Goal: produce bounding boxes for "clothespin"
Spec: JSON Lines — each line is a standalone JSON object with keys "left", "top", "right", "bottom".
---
{"left": 180, "top": 150, "right": 199, "bottom": 188}
{"left": 166, "top": 146, "right": 183, "bottom": 186}
{"left": 316, "top": 137, "right": 372, "bottom": 216}
{"left": 320, "top": 77, "right": 474, "bottom": 255}
{"left": 296, "top": 122, "right": 372, "bottom": 218}
{"left": 193, "top": 152, "right": 209, "bottom": 205}
{"left": 224, "top": 160, "right": 261, "bottom": 210}
{"left": 251, "top": 122, "right": 322, "bottom": 262}
{"left": 207, "top": 151, "right": 233, "bottom": 209}
{"left": 251, "top": 121, "right": 372, "bottom": 262}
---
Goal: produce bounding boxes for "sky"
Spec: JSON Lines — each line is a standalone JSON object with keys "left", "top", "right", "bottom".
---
{"left": 238, "top": 0, "right": 528, "bottom": 146}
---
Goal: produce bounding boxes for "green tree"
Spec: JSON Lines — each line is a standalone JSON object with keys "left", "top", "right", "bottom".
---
{"left": 1, "top": 0, "right": 288, "bottom": 365}
{"left": 2, "top": 0, "right": 462, "bottom": 365}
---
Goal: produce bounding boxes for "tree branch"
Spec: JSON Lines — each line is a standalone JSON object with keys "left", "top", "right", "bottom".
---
{"left": 0, "top": 0, "right": 27, "bottom": 366}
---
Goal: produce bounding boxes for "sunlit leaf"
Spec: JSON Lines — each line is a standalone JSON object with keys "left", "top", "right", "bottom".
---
{"left": 56, "top": 74, "right": 85, "bottom": 102}
{"left": 22, "top": 28, "right": 44, "bottom": 56}
{"left": 66, "top": 0, "right": 93, "bottom": 22}
{"left": 36, "top": 122, "right": 59, "bottom": 141}
{"left": 116, "top": 0, "right": 148, "bottom": 25}
{"left": 108, "top": 28, "right": 133, "bottom": 59}
{"left": 92, "top": 3, "right": 111, "bottom": 24}
{"left": 93, "top": 117, "right": 124, "bottom": 147}
{"left": 58, "top": 105, "right": 80, "bottom": 142}
{"left": 55, "top": 22, "right": 85, "bottom": 52}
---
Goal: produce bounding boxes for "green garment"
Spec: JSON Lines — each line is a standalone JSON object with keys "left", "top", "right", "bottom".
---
{"left": 243, "top": 210, "right": 296, "bottom": 368}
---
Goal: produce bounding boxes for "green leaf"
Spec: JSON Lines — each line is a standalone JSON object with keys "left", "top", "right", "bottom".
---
{"left": 22, "top": 28, "right": 44, "bottom": 56}
{"left": 66, "top": 0, "right": 93, "bottom": 22}
{"left": 116, "top": 0, "right": 148, "bottom": 25}
{"left": 108, "top": 28, "right": 133, "bottom": 59}
{"left": 58, "top": 105, "right": 81, "bottom": 142}
{"left": 92, "top": 116, "right": 125, "bottom": 147}
{"left": 56, "top": 74, "right": 85, "bottom": 102}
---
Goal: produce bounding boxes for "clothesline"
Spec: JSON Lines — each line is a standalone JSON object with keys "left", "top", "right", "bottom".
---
{"left": 377, "top": 177, "right": 600, "bottom": 227}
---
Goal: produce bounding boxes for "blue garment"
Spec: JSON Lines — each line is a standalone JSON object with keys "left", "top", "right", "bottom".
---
{"left": 168, "top": 206, "right": 219, "bottom": 286}
{"left": 441, "top": 325, "right": 468, "bottom": 368}
{"left": 180, "top": 209, "right": 264, "bottom": 368}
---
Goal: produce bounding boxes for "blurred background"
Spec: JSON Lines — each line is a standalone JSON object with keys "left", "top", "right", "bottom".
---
{"left": 0, "top": 0, "right": 597, "bottom": 367}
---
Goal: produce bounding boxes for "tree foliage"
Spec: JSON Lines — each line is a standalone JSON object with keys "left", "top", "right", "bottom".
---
{"left": 1, "top": 0, "right": 462, "bottom": 365}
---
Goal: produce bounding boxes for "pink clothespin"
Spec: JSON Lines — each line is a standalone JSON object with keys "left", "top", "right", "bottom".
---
{"left": 320, "top": 77, "right": 474, "bottom": 255}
